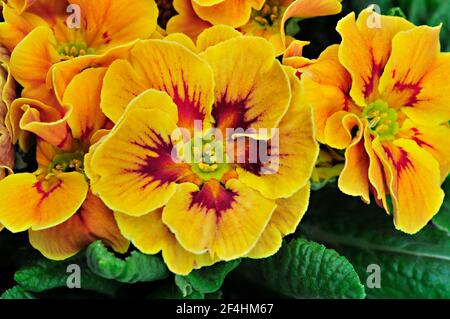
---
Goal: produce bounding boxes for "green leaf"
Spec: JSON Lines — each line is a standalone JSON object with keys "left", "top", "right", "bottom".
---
{"left": 387, "top": 7, "right": 406, "bottom": 18}
{"left": 433, "top": 177, "right": 450, "bottom": 232}
{"left": 176, "top": 260, "right": 241, "bottom": 295}
{"left": 14, "top": 253, "right": 121, "bottom": 296}
{"left": 1, "top": 286, "right": 35, "bottom": 299}
{"left": 147, "top": 283, "right": 205, "bottom": 299}
{"left": 86, "top": 241, "right": 169, "bottom": 284}
{"left": 238, "top": 239, "right": 365, "bottom": 299}
{"left": 302, "top": 204, "right": 450, "bottom": 299}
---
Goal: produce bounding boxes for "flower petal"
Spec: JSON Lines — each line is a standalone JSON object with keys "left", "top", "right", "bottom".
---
{"left": 167, "top": 0, "right": 211, "bottom": 41}
{"left": 200, "top": 37, "right": 291, "bottom": 132}
{"left": 29, "top": 191, "right": 129, "bottom": 260}
{"left": 0, "top": 172, "right": 88, "bottom": 232}
{"left": 379, "top": 26, "right": 443, "bottom": 113}
{"left": 62, "top": 67, "right": 108, "bottom": 147}
{"left": 68, "top": 0, "right": 158, "bottom": 53}
{"left": 115, "top": 209, "right": 216, "bottom": 275}
{"left": 400, "top": 120, "right": 450, "bottom": 182}
{"left": 196, "top": 25, "right": 242, "bottom": 51}
{"left": 192, "top": 0, "right": 263, "bottom": 28}
{"left": 162, "top": 179, "right": 276, "bottom": 260}
{"left": 101, "top": 40, "right": 215, "bottom": 131}
{"left": 373, "top": 139, "right": 444, "bottom": 234}
{"left": 236, "top": 67, "right": 318, "bottom": 199}
{"left": 248, "top": 183, "right": 310, "bottom": 258}
{"left": 89, "top": 107, "right": 195, "bottom": 216}
{"left": 336, "top": 8, "right": 414, "bottom": 105}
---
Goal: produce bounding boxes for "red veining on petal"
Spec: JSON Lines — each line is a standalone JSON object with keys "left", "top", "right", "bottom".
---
{"left": 383, "top": 145, "right": 413, "bottom": 175}
{"left": 363, "top": 50, "right": 383, "bottom": 99}
{"left": 393, "top": 82, "right": 421, "bottom": 106}
{"left": 189, "top": 180, "right": 237, "bottom": 220}
{"left": 102, "top": 32, "right": 112, "bottom": 45}
{"left": 34, "top": 179, "right": 63, "bottom": 207}
{"left": 126, "top": 128, "right": 191, "bottom": 188}
{"left": 213, "top": 89, "right": 257, "bottom": 132}
{"left": 410, "top": 128, "right": 434, "bottom": 149}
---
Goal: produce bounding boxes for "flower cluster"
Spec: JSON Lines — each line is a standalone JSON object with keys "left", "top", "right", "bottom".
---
{"left": 0, "top": 0, "right": 448, "bottom": 277}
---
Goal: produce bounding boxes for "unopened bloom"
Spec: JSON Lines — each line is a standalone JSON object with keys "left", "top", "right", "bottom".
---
{"left": 85, "top": 26, "right": 318, "bottom": 274}
{"left": 6, "top": 0, "right": 158, "bottom": 106}
{"left": 0, "top": 67, "right": 129, "bottom": 259}
{"left": 167, "top": 0, "right": 342, "bottom": 54}
{"left": 295, "top": 7, "right": 450, "bottom": 234}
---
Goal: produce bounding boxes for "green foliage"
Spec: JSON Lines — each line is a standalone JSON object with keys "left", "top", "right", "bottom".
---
{"left": 1, "top": 286, "right": 35, "bottom": 299}
{"left": 302, "top": 202, "right": 450, "bottom": 299}
{"left": 238, "top": 239, "right": 366, "bottom": 299}
{"left": 86, "top": 241, "right": 169, "bottom": 283}
{"left": 175, "top": 260, "right": 241, "bottom": 297}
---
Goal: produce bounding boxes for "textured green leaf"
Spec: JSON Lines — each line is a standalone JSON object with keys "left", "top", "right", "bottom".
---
{"left": 14, "top": 253, "right": 120, "bottom": 296}
{"left": 239, "top": 239, "right": 365, "bottom": 299}
{"left": 302, "top": 205, "right": 450, "bottom": 299}
{"left": 1, "top": 286, "right": 35, "bottom": 299}
{"left": 433, "top": 177, "right": 450, "bottom": 232}
{"left": 176, "top": 260, "right": 241, "bottom": 295}
{"left": 86, "top": 241, "right": 169, "bottom": 283}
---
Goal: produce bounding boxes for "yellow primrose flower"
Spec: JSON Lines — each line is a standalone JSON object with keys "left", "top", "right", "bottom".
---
{"left": 167, "top": 0, "right": 342, "bottom": 54}
{"left": 85, "top": 26, "right": 319, "bottom": 274}
{"left": 292, "top": 7, "right": 450, "bottom": 234}
{"left": 0, "top": 67, "right": 129, "bottom": 259}
{"left": 6, "top": 0, "right": 158, "bottom": 106}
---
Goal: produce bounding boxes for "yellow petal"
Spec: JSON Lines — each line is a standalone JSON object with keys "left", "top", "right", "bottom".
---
{"left": 236, "top": 67, "right": 318, "bottom": 199}
{"left": 0, "top": 172, "right": 88, "bottom": 232}
{"left": 63, "top": 67, "right": 108, "bottom": 146}
{"left": 115, "top": 209, "right": 216, "bottom": 275}
{"left": 248, "top": 183, "right": 310, "bottom": 258}
{"left": 336, "top": 8, "right": 414, "bottom": 105}
{"left": 400, "top": 120, "right": 450, "bottom": 182}
{"left": 89, "top": 108, "right": 192, "bottom": 216}
{"left": 102, "top": 40, "right": 215, "bottom": 131}
{"left": 196, "top": 25, "right": 242, "bottom": 51}
{"left": 379, "top": 26, "right": 442, "bottom": 113}
{"left": 162, "top": 179, "right": 276, "bottom": 260}
{"left": 200, "top": 37, "right": 291, "bottom": 132}
{"left": 192, "top": 0, "right": 262, "bottom": 28}
{"left": 68, "top": 0, "right": 158, "bottom": 53}
{"left": 373, "top": 139, "right": 444, "bottom": 234}
{"left": 29, "top": 191, "right": 129, "bottom": 260}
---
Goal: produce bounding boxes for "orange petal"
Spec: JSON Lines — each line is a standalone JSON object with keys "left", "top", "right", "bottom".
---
{"left": 162, "top": 179, "right": 276, "bottom": 260}
{"left": 29, "top": 191, "right": 129, "bottom": 260}
{"left": 0, "top": 172, "right": 88, "bottom": 232}
{"left": 373, "top": 139, "right": 444, "bottom": 234}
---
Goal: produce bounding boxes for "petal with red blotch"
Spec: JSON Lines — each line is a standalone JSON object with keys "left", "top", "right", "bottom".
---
{"left": 200, "top": 37, "right": 291, "bottom": 132}
{"left": 9, "top": 98, "right": 72, "bottom": 150}
{"left": 336, "top": 8, "right": 414, "bottom": 106}
{"left": 115, "top": 209, "right": 216, "bottom": 275}
{"left": 379, "top": 26, "right": 444, "bottom": 118}
{"left": 281, "top": 0, "right": 342, "bottom": 46}
{"left": 162, "top": 179, "right": 276, "bottom": 260}
{"left": 373, "top": 139, "right": 444, "bottom": 234}
{"left": 338, "top": 120, "right": 370, "bottom": 203}
{"left": 0, "top": 172, "right": 88, "bottom": 233}
{"left": 66, "top": 0, "right": 157, "bottom": 54}
{"left": 29, "top": 191, "right": 129, "bottom": 260}
{"left": 63, "top": 67, "right": 108, "bottom": 146}
{"left": 102, "top": 40, "right": 215, "bottom": 131}
{"left": 89, "top": 107, "right": 195, "bottom": 217}
{"left": 236, "top": 68, "right": 318, "bottom": 200}
{"left": 192, "top": 0, "right": 263, "bottom": 28}
{"left": 10, "top": 26, "right": 60, "bottom": 101}
{"left": 248, "top": 183, "right": 310, "bottom": 259}
{"left": 400, "top": 120, "right": 450, "bottom": 182}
